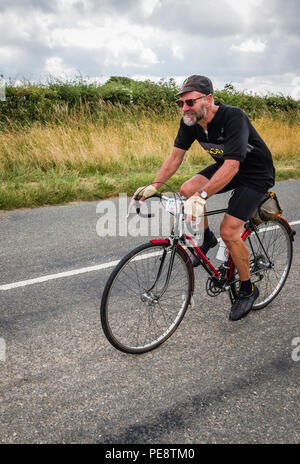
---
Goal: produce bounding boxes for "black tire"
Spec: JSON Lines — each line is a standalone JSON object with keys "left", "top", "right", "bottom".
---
{"left": 100, "top": 241, "right": 193, "bottom": 354}
{"left": 230, "top": 217, "right": 293, "bottom": 310}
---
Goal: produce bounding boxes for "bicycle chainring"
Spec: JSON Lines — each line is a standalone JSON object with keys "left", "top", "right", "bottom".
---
{"left": 206, "top": 276, "right": 225, "bottom": 297}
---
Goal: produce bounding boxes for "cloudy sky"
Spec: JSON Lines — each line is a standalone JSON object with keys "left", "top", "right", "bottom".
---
{"left": 0, "top": 0, "right": 300, "bottom": 97}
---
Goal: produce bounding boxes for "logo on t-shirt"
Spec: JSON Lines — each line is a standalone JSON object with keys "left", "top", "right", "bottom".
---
{"left": 200, "top": 142, "right": 224, "bottom": 159}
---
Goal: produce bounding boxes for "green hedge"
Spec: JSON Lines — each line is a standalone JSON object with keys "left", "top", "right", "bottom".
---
{"left": 214, "top": 83, "right": 300, "bottom": 119}
{"left": 0, "top": 76, "right": 299, "bottom": 129}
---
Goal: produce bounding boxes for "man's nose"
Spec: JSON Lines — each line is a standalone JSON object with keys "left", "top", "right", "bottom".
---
{"left": 182, "top": 102, "right": 192, "bottom": 111}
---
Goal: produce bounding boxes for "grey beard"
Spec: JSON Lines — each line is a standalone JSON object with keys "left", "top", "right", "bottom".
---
{"left": 183, "top": 114, "right": 197, "bottom": 126}
{"left": 183, "top": 104, "right": 206, "bottom": 126}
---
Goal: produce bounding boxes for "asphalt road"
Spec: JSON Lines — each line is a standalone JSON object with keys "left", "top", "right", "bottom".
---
{"left": 0, "top": 179, "right": 299, "bottom": 444}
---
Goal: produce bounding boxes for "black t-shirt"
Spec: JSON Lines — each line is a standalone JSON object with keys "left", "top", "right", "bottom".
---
{"left": 174, "top": 102, "right": 275, "bottom": 192}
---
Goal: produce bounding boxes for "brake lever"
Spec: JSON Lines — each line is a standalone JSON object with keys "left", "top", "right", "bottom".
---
{"left": 128, "top": 193, "right": 162, "bottom": 218}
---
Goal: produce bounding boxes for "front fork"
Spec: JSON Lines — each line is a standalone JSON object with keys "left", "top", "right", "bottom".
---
{"left": 147, "top": 238, "right": 179, "bottom": 299}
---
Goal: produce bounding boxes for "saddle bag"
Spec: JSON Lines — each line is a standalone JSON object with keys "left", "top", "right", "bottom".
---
{"left": 251, "top": 191, "right": 283, "bottom": 224}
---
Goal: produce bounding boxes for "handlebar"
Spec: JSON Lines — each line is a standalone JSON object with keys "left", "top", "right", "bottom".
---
{"left": 128, "top": 186, "right": 230, "bottom": 225}
{"left": 127, "top": 182, "right": 185, "bottom": 219}
{"left": 129, "top": 192, "right": 228, "bottom": 219}
{"left": 134, "top": 193, "right": 163, "bottom": 218}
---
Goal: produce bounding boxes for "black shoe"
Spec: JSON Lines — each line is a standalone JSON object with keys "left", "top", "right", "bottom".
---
{"left": 229, "top": 284, "right": 259, "bottom": 321}
{"left": 192, "top": 233, "right": 218, "bottom": 267}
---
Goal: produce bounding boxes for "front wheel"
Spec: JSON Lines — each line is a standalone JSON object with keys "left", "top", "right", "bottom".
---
{"left": 101, "top": 241, "right": 193, "bottom": 354}
{"left": 230, "top": 217, "right": 293, "bottom": 310}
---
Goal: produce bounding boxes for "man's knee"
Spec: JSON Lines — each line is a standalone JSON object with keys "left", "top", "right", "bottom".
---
{"left": 220, "top": 217, "right": 244, "bottom": 245}
{"left": 180, "top": 175, "right": 207, "bottom": 198}
{"left": 180, "top": 182, "right": 192, "bottom": 198}
{"left": 220, "top": 225, "right": 234, "bottom": 244}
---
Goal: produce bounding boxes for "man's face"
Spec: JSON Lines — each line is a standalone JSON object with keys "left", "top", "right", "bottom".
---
{"left": 178, "top": 91, "right": 208, "bottom": 126}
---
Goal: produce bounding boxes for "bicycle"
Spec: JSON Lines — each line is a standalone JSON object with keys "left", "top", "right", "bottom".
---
{"left": 100, "top": 191, "right": 295, "bottom": 354}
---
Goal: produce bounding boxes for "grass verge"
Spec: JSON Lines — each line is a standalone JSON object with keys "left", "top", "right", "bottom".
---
{"left": 1, "top": 108, "right": 300, "bottom": 210}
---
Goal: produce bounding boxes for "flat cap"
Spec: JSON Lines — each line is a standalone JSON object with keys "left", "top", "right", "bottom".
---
{"left": 176, "top": 75, "right": 214, "bottom": 96}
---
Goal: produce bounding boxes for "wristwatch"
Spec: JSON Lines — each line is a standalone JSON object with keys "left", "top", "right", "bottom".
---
{"left": 199, "top": 189, "right": 208, "bottom": 200}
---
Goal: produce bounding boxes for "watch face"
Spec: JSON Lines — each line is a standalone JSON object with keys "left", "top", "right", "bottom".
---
{"left": 201, "top": 190, "right": 207, "bottom": 199}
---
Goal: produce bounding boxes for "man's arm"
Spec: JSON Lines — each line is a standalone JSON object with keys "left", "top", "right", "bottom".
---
{"left": 199, "top": 159, "right": 240, "bottom": 198}
{"left": 135, "top": 147, "right": 186, "bottom": 201}
{"left": 151, "top": 147, "right": 186, "bottom": 188}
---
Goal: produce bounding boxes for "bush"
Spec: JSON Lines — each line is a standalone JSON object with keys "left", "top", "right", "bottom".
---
{"left": 0, "top": 76, "right": 299, "bottom": 130}
{"left": 214, "top": 83, "right": 300, "bottom": 119}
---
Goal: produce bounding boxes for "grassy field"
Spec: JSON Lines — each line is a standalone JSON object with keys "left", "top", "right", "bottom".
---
{"left": 0, "top": 103, "right": 300, "bottom": 210}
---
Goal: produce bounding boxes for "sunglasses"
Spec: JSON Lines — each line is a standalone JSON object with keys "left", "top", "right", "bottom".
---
{"left": 175, "top": 96, "right": 206, "bottom": 108}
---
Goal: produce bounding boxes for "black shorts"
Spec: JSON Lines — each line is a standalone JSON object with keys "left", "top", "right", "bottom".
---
{"left": 198, "top": 164, "right": 267, "bottom": 222}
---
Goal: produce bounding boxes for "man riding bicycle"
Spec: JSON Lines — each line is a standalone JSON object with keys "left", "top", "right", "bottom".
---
{"left": 134, "top": 75, "right": 275, "bottom": 322}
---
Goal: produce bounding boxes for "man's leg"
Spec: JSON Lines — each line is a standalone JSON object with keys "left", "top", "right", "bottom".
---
{"left": 220, "top": 213, "right": 259, "bottom": 321}
{"left": 220, "top": 214, "right": 249, "bottom": 280}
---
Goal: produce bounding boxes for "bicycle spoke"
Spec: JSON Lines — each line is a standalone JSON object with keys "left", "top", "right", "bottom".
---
{"left": 101, "top": 243, "right": 192, "bottom": 353}
{"left": 234, "top": 218, "right": 293, "bottom": 310}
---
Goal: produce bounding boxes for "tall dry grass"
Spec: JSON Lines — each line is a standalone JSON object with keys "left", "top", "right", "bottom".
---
{"left": 0, "top": 109, "right": 176, "bottom": 177}
{"left": 0, "top": 107, "right": 299, "bottom": 209}
{"left": 254, "top": 117, "right": 300, "bottom": 161}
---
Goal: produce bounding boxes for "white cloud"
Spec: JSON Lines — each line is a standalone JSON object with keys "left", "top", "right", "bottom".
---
{"left": 225, "top": 0, "right": 262, "bottom": 23}
{"left": 140, "top": 0, "right": 161, "bottom": 17}
{"left": 0, "top": 12, "right": 31, "bottom": 43}
{"left": 172, "top": 45, "right": 184, "bottom": 61}
{"left": 230, "top": 39, "right": 266, "bottom": 53}
{"left": 291, "top": 76, "right": 300, "bottom": 100}
{"left": 0, "top": 45, "right": 22, "bottom": 61}
{"left": 50, "top": 27, "right": 102, "bottom": 49}
{"left": 0, "top": 0, "right": 299, "bottom": 98}
{"left": 49, "top": 17, "right": 161, "bottom": 69}
{"left": 45, "top": 56, "right": 76, "bottom": 78}
{"left": 219, "top": 73, "right": 300, "bottom": 97}
{"left": 139, "top": 48, "right": 159, "bottom": 66}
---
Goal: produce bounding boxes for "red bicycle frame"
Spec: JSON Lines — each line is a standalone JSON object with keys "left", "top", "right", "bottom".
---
{"left": 151, "top": 225, "right": 252, "bottom": 282}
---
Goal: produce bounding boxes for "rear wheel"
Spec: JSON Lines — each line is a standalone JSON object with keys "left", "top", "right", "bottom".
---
{"left": 230, "top": 218, "right": 293, "bottom": 310}
{"left": 101, "top": 242, "right": 193, "bottom": 353}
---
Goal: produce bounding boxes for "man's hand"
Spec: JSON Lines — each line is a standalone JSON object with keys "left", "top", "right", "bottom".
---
{"left": 133, "top": 185, "right": 159, "bottom": 202}
{"left": 184, "top": 195, "right": 206, "bottom": 222}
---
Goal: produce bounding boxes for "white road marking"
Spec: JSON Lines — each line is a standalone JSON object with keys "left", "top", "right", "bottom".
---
{"left": 1, "top": 220, "right": 299, "bottom": 291}
{"left": 0, "top": 261, "right": 120, "bottom": 291}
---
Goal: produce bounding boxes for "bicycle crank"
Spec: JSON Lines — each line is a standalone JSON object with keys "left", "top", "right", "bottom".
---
{"left": 206, "top": 276, "right": 226, "bottom": 297}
